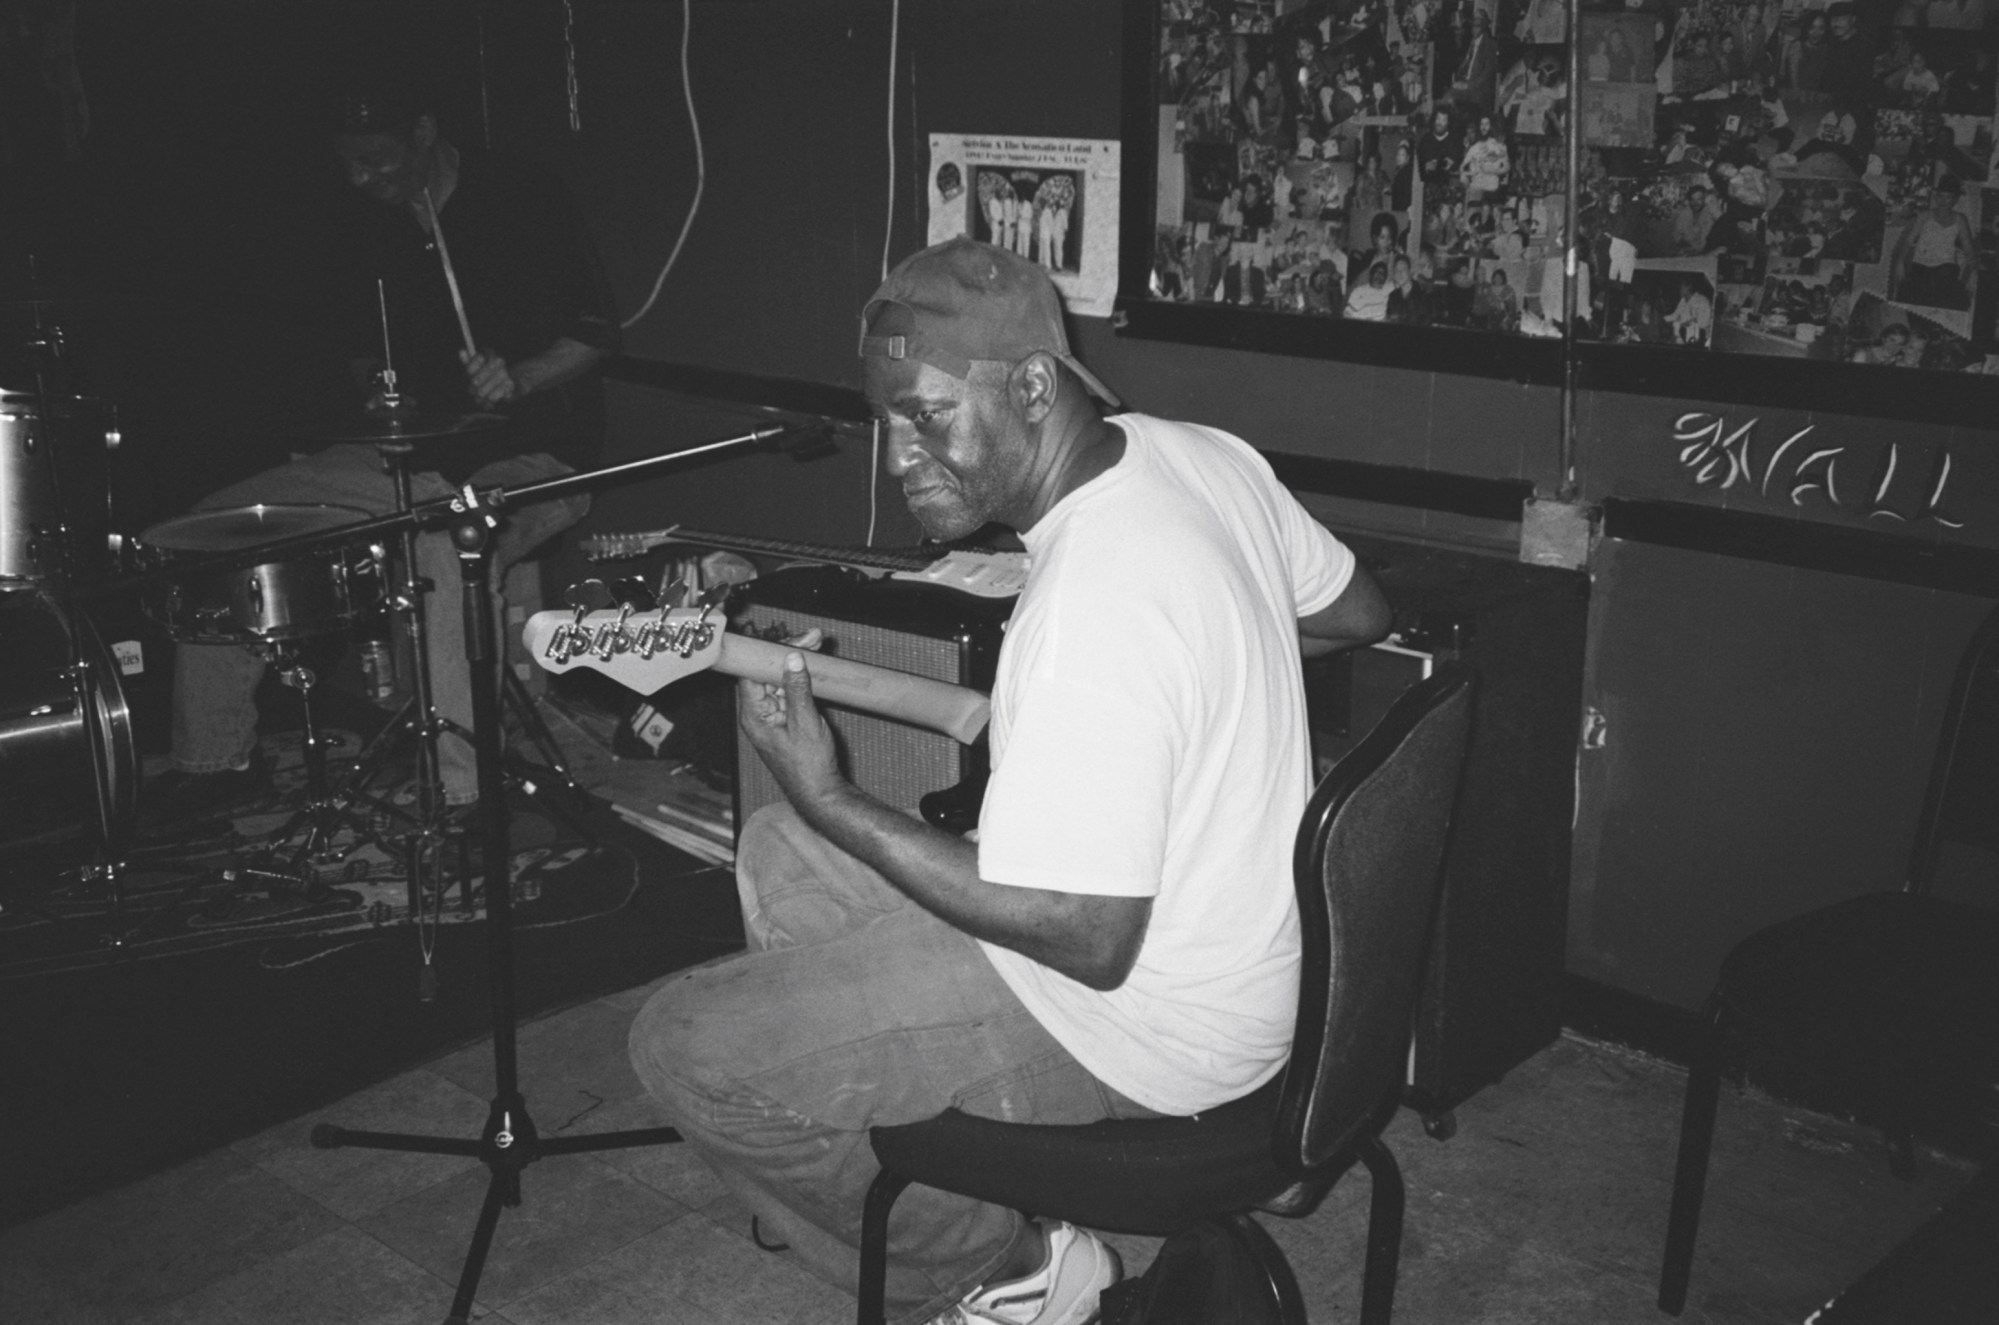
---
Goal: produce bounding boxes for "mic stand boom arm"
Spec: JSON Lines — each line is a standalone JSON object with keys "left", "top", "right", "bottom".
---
{"left": 76, "top": 422, "right": 795, "bottom": 602}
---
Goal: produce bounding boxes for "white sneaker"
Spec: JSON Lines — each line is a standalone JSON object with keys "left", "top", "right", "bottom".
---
{"left": 932, "top": 1221, "right": 1121, "bottom": 1325}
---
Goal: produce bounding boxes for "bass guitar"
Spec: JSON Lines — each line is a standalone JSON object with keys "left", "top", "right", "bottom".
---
{"left": 521, "top": 605, "right": 992, "bottom": 746}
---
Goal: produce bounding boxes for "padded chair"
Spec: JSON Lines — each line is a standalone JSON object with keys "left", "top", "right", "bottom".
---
{"left": 1657, "top": 600, "right": 1999, "bottom": 1315}
{"left": 856, "top": 665, "right": 1475, "bottom": 1325}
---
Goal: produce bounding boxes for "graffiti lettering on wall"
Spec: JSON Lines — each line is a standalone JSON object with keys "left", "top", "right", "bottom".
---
{"left": 1672, "top": 412, "right": 1963, "bottom": 529}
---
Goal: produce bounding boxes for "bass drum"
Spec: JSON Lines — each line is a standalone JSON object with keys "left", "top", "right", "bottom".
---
{"left": 0, "top": 388, "right": 118, "bottom": 587}
{"left": 0, "top": 592, "right": 136, "bottom": 847}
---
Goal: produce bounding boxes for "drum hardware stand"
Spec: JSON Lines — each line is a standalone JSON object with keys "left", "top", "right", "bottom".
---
{"left": 307, "top": 421, "right": 804, "bottom": 1325}
{"left": 185, "top": 636, "right": 372, "bottom": 917}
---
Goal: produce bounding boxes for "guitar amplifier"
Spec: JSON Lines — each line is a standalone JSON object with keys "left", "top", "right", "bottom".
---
{"left": 733, "top": 568, "right": 1010, "bottom": 830}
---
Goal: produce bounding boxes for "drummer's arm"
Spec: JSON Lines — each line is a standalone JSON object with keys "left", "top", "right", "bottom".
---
{"left": 462, "top": 337, "right": 606, "bottom": 407}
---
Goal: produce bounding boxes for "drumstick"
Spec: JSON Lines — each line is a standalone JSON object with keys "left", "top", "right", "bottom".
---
{"left": 423, "top": 187, "right": 479, "bottom": 360}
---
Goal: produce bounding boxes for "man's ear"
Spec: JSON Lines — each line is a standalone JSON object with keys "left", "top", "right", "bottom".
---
{"left": 1012, "top": 352, "right": 1061, "bottom": 423}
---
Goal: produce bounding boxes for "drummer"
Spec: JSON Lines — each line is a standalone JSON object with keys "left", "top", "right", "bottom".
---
{"left": 142, "top": 63, "right": 620, "bottom": 826}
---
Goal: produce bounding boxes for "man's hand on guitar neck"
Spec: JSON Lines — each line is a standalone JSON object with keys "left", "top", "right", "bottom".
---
{"left": 737, "top": 641, "right": 844, "bottom": 811}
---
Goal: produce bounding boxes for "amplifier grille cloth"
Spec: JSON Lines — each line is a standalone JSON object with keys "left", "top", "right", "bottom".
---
{"left": 735, "top": 603, "right": 969, "bottom": 826}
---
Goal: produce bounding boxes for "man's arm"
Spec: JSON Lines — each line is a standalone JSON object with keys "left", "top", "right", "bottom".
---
{"left": 741, "top": 655, "right": 1152, "bottom": 991}
{"left": 1299, "top": 559, "right": 1392, "bottom": 657}
{"left": 463, "top": 335, "right": 608, "bottom": 407}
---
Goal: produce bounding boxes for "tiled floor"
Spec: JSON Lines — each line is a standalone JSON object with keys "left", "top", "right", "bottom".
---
{"left": 0, "top": 975, "right": 1974, "bottom": 1325}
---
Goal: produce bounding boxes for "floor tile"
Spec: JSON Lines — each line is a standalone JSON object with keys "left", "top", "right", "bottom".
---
{"left": 571, "top": 1094, "right": 729, "bottom": 1210}
{"left": 1, "top": 1147, "right": 342, "bottom": 1316}
{"left": 359, "top": 1152, "right": 683, "bottom": 1307}
{"left": 0, "top": 1251, "right": 120, "bottom": 1324}
{"left": 123, "top": 1226, "right": 457, "bottom": 1325}
{"left": 230, "top": 1068, "right": 491, "bottom": 1220}
{"left": 499, "top": 1211, "right": 851, "bottom": 1325}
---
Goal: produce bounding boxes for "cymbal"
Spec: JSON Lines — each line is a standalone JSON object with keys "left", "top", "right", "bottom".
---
{"left": 309, "top": 405, "right": 510, "bottom": 445}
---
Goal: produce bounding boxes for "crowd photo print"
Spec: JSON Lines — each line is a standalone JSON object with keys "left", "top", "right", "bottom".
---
{"left": 1153, "top": 0, "right": 1999, "bottom": 373}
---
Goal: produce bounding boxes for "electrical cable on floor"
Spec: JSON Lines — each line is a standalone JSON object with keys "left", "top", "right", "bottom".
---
{"left": 623, "top": 0, "right": 702, "bottom": 329}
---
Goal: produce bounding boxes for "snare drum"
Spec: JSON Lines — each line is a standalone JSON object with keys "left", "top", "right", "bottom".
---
{"left": 0, "top": 592, "right": 135, "bottom": 847}
{"left": 134, "top": 504, "right": 382, "bottom": 645}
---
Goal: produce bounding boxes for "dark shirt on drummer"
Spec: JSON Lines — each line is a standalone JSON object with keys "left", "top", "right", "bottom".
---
{"left": 341, "top": 150, "right": 620, "bottom": 480}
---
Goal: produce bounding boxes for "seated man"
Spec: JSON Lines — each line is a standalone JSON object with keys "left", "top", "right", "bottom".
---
{"left": 144, "top": 71, "right": 618, "bottom": 821}
{"left": 629, "top": 239, "right": 1390, "bottom": 1325}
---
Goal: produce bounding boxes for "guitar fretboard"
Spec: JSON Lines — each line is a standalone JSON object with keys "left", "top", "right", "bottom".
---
{"left": 587, "top": 526, "right": 945, "bottom": 573}
{"left": 675, "top": 530, "right": 938, "bottom": 573}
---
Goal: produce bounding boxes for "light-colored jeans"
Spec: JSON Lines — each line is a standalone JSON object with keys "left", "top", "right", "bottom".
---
{"left": 168, "top": 444, "right": 587, "bottom": 803}
{"left": 629, "top": 803, "right": 1156, "bottom": 1324}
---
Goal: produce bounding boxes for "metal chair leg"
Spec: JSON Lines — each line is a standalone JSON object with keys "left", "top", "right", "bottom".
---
{"left": 1226, "top": 1211, "right": 1308, "bottom": 1325}
{"left": 857, "top": 1166, "right": 913, "bottom": 1325}
{"left": 1355, "top": 1134, "right": 1405, "bottom": 1325}
{"left": 1658, "top": 998, "right": 1728, "bottom": 1315}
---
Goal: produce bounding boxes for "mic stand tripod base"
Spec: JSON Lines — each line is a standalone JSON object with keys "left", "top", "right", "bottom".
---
{"left": 304, "top": 486, "right": 680, "bottom": 1325}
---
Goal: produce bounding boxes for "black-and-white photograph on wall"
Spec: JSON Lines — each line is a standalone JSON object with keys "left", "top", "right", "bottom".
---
{"left": 1139, "top": 0, "right": 1999, "bottom": 381}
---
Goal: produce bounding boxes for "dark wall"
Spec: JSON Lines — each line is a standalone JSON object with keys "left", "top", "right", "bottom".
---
{"left": 543, "top": 0, "right": 1557, "bottom": 491}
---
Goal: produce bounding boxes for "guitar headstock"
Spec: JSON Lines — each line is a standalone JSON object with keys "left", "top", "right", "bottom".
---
{"left": 579, "top": 533, "right": 662, "bottom": 563}
{"left": 522, "top": 604, "right": 725, "bottom": 696}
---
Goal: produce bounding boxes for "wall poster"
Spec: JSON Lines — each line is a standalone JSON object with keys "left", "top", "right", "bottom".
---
{"left": 928, "top": 134, "right": 1122, "bottom": 317}
{"left": 1144, "top": 0, "right": 1999, "bottom": 379}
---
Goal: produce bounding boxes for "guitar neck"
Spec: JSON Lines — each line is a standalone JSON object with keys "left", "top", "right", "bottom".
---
{"left": 714, "top": 633, "right": 990, "bottom": 745}
{"left": 523, "top": 608, "right": 991, "bottom": 745}
{"left": 591, "top": 526, "right": 936, "bottom": 574}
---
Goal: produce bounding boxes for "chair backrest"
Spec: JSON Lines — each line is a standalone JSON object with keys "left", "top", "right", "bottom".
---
{"left": 1909, "top": 597, "right": 1999, "bottom": 895}
{"left": 1275, "top": 664, "right": 1474, "bottom": 1174}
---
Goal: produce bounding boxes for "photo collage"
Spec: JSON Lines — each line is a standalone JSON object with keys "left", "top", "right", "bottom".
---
{"left": 1153, "top": 0, "right": 1999, "bottom": 373}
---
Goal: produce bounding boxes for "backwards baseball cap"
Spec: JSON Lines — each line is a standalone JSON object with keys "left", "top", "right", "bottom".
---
{"left": 859, "top": 238, "right": 1121, "bottom": 407}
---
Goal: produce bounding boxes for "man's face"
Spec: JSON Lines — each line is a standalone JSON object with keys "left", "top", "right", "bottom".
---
{"left": 1433, "top": 112, "right": 1450, "bottom": 135}
{"left": 1689, "top": 187, "right": 1707, "bottom": 208}
{"left": 1831, "top": 13, "right": 1855, "bottom": 38}
{"left": 866, "top": 355, "right": 1029, "bottom": 541}
{"left": 333, "top": 120, "right": 432, "bottom": 206}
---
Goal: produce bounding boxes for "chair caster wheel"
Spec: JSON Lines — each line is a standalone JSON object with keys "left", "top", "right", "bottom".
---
{"left": 1422, "top": 1110, "right": 1457, "bottom": 1140}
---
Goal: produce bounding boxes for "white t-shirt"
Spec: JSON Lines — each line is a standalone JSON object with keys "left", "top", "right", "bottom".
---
{"left": 976, "top": 414, "right": 1357, "bottom": 1115}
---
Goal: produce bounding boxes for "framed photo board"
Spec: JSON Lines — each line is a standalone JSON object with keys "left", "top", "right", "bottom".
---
{"left": 1119, "top": 0, "right": 1999, "bottom": 424}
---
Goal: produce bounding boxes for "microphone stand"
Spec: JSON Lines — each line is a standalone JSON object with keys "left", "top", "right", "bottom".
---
{"left": 78, "top": 421, "right": 796, "bottom": 1322}
{"left": 287, "top": 422, "right": 791, "bottom": 1325}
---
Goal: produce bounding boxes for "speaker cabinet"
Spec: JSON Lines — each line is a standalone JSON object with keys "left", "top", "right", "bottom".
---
{"left": 733, "top": 569, "right": 1009, "bottom": 827}
{"left": 1310, "top": 533, "right": 1589, "bottom": 1133}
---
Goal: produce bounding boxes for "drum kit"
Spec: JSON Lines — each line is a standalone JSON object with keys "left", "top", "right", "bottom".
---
{"left": 0, "top": 341, "right": 593, "bottom": 940}
{"left": 8, "top": 276, "right": 805, "bottom": 1310}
